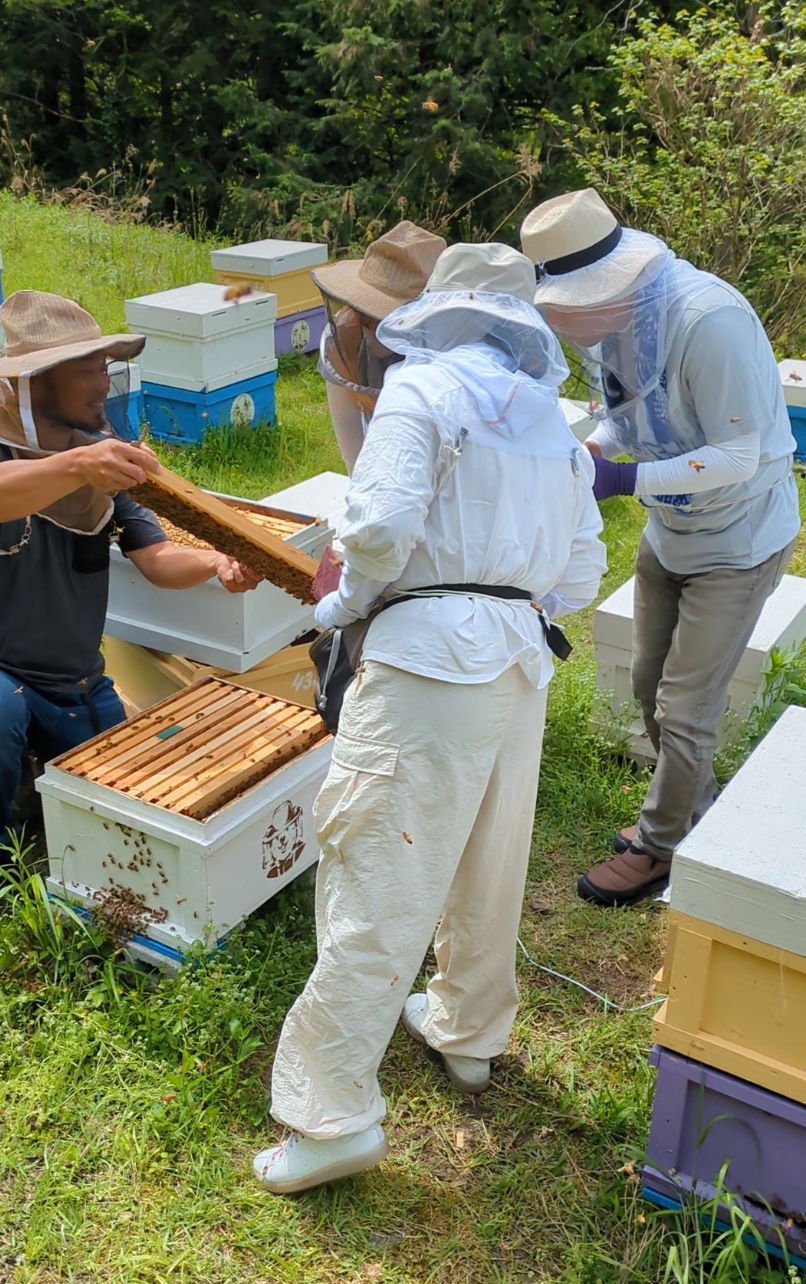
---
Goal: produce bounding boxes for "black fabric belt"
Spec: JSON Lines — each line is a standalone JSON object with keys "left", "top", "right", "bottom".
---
{"left": 536, "top": 224, "right": 623, "bottom": 280}
{"left": 384, "top": 583, "right": 532, "bottom": 608}
{"left": 378, "top": 582, "right": 572, "bottom": 661}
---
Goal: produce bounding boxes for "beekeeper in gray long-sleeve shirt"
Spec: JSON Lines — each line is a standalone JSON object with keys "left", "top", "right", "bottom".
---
{"left": 521, "top": 188, "right": 800, "bottom": 908}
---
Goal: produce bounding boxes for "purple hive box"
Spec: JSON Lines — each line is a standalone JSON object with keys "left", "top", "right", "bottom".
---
{"left": 274, "top": 306, "right": 325, "bottom": 357}
{"left": 644, "top": 1045, "right": 806, "bottom": 1261}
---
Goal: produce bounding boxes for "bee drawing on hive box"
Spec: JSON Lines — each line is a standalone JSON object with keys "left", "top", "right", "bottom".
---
{"left": 262, "top": 800, "right": 305, "bottom": 879}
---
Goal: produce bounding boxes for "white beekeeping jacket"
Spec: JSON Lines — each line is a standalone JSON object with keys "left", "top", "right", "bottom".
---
{"left": 315, "top": 331, "right": 607, "bottom": 690}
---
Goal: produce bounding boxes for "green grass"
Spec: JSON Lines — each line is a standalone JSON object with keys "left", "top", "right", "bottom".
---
{"left": 0, "top": 191, "right": 212, "bottom": 332}
{"left": 2, "top": 192, "right": 806, "bottom": 1284}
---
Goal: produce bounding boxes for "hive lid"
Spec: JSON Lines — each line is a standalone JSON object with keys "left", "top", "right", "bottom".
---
{"left": 594, "top": 575, "right": 806, "bottom": 680}
{"left": 54, "top": 678, "right": 328, "bottom": 821}
{"left": 671, "top": 703, "right": 806, "bottom": 956}
{"left": 592, "top": 575, "right": 635, "bottom": 649}
{"left": 125, "top": 283, "right": 278, "bottom": 340}
{"left": 779, "top": 359, "right": 806, "bottom": 409}
{"left": 264, "top": 471, "right": 350, "bottom": 530}
{"left": 210, "top": 240, "right": 328, "bottom": 277}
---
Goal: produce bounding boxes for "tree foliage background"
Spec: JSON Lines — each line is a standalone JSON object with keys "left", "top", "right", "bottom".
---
{"left": 0, "top": 0, "right": 804, "bottom": 346}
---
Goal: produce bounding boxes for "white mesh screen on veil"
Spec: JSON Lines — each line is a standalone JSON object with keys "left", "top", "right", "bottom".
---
{"left": 105, "top": 360, "right": 136, "bottom": 441}
{"left": 542, "top": 235, "right": 717, "bottom": 461}
{"left": 377, "top": 290, "right": 569, "bottom": 387}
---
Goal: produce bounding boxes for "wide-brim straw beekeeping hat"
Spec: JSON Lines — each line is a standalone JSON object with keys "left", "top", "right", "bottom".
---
{"left": 312, "top": 221, "right": 447, "bottom": 321}
{"left": 0, "top": 290, "right": 145, "bottom": 377}
{"left": 520, "top": 188, "right": 669, "bottom": 308}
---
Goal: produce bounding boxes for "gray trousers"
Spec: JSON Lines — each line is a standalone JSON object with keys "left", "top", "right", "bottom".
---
{"left": 632, "top": 536, "right": 795, "bottom": 860}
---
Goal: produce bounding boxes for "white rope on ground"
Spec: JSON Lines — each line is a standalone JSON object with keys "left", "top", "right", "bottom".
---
{"left": 517, "top": 936, "right": 665, "bottom": 1015}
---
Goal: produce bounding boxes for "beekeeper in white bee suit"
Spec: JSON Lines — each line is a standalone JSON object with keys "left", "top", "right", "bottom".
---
{"left": 253, "top": 242, "right": 607, "bottom": 1194}
{"left": 520, "top": 189, "right": 800, "bottom": 908}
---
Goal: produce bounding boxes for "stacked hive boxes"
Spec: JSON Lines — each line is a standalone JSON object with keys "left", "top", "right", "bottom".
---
{"left": 644, "top": 704, "right": 806, "bottom": 1267}
{"left": 124, "top": 283, "right": 278, "bottom": 445}
{"left": 39, "top": 677, "right": 332, "bottom": 967}
{"left": 593, "top": 573, "right": 806, "bottom": 764}
{"left": 210, "top": 238, "right": 328, "bottom": 357}
{"left": 780, "top": 359, "right": 806, "bottom": 462}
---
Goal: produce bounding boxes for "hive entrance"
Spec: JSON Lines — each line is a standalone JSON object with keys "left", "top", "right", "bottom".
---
{"left": 57, "top": 678, "right": 328, "bottom": 820}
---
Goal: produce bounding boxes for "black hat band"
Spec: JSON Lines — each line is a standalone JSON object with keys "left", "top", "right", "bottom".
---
{"left": 535, "top": 224, "right": 623, "bottom": 282}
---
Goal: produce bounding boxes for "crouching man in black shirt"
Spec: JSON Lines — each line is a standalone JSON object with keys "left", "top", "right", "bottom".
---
{"left": 0, "top": 289, "right": 259, "bottom": 849}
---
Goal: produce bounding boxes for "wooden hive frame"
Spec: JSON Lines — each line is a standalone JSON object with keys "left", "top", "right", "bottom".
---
{"left": 58, "top": 678, "right": 328, "bottom": 821}
{"left": 155, "top": 496, "right": 309, "bottom": 553}
{"left": 131, "top": 467, "right": 319, "bottom": 603}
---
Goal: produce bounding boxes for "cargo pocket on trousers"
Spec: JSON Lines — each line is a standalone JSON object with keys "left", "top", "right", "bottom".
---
{"left": 314, "top": 734, "right": 400, "bottom": 848}
{"left": 331, "top": 733, "right": 399, "bottom": 777}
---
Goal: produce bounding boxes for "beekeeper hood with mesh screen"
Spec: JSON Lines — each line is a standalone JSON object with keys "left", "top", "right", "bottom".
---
{"left": 375, "top": 240, "right": 569, "bottom": 435}
{"left": 520, "top": 188, "right": 724, "bottom": 462}
{"left": 0, "top": 290, "right": 145, "bottom": 534}
{"left": 312, "top": 223, "right": 446, "bottom": 472}
{"left": 520, "top": 188, "right": 798, "bottom": 573}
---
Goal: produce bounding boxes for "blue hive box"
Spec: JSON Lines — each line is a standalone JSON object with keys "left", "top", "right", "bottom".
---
{"left": 142, "top": 370, "right": 277, "bottom": 446}
{"left": 788, "top": 406, "right": 806, "bottom": 463}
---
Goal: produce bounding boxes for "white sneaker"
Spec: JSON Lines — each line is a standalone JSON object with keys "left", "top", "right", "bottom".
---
{"left": 253, "top": 1125, "right": 389, "bottom": 1194}
{"left": 401, "top": 994, "right": 491, "bottom": 1094}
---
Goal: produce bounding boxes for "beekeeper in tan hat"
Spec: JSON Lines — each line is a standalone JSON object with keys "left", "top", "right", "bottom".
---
{"left": 253, "top": 243, "right": 606, "bottom": 1195}
{"left": 312, "top": 222, "right": 446, "bottom": 472}
{"left": 521, "top": 189, "right": 799, "bottom": 908}
{"left": 0, "top": 290, "right": 258, "bottom": 855}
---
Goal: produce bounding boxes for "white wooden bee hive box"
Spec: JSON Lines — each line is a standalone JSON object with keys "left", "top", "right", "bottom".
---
{"left": 559, "top": 398, "right": 597, "bottom": 442}
{"left": 210, "top": 238, "right": 327, "bottom": 318}
{"left": 125, "top": 282, "right": 278, "bottom": 393}
{"left": 105, "top": 493, "right": 332, "bottom": 671}
{"left": 669, "top": 704, "right": 806, "bottom": 956}
{"left": 593, "top": 573, "right": 806, "bottom": 763}
{"left": 779, "top": 359, "right": 806, "bottom": 410}
{"left": 40, "top": 678, "right": 332, "bottom": 958}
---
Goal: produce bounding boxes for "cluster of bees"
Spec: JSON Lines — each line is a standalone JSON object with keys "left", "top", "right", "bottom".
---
{"left": 92, "top": 879, "right": 168, "bottom": 947}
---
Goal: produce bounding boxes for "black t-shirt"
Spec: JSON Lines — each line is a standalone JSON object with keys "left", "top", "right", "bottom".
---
{"left": 0, "top": 446, "right": 167, "bottom": 695}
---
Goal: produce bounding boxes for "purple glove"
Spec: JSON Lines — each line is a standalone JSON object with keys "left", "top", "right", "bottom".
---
{"left": 592, "top": 456, "right": 638, "bottom": 502}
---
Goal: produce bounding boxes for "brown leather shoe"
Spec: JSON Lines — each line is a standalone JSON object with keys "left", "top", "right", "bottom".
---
{"left": 577, "top": 844, "right": 672, "bottom": 907}
{"left": 612, "top": 824, "right": 638, "bottom": 854}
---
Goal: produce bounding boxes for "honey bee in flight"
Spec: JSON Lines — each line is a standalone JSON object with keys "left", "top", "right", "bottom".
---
{"left": 223, "top": 283, "right": 254, "bottom": 304}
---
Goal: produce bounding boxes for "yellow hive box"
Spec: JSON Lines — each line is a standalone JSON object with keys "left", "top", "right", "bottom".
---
{"left": 211, "top": 238, "right": 327, "bottom": 319}
{"left": 212, "top": 267, "right": 322, "bottom": 318}
{"left": 653, "top": 913, "right": 683, "bottom": 994}
{"left": 104, "top": 635, "right": 317, "bottom": 716}
{"left": 653, "top": 912, "right": 806, "bottom": 1105}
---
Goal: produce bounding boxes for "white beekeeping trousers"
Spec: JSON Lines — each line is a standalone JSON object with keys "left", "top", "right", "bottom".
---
{"left": 270, "top": 658, "right": 548, "bottom": 1139}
